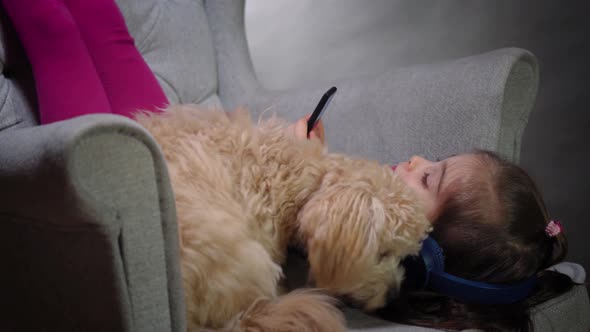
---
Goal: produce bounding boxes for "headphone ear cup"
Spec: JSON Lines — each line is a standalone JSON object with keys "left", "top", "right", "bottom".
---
{"left": 400, "top": 254, "right": 427, "bottom": 291}
{"left": 421, "top": 237, "right": 446, "bottom": 273}
{"left": 401, "top": 237, "right": 444, "bottom": 291}
{"left": 408, "top": 237, "right": 537, "bottom": 305}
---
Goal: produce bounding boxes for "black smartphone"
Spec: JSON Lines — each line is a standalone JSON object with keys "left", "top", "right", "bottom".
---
{"left": 307, "top": 86, "right": 337, "bottom": 137}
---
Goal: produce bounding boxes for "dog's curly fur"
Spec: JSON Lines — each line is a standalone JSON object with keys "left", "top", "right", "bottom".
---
{"left": 135, "top": 105, "right": 431, "bottom": 331}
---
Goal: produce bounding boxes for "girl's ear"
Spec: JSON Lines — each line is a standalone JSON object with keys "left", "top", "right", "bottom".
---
{"left": 298, "top": 181, "right": 385, "bottom": 292}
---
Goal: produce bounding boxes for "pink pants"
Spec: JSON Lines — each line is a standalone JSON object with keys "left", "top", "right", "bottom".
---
{"left": 1, "top": 0, "right": 168, "bottom": 124}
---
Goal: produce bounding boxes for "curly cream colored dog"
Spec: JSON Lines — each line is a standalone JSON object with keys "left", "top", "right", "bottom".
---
{"left": 135, "top": 105, "right": 431, "bottom": 331}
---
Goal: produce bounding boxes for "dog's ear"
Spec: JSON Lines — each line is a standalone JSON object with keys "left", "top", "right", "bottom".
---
{"left": 298, "top": 179, "right": 387, "bottom": 292}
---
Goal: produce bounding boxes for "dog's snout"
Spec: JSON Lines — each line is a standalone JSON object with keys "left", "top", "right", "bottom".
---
{"left": 386, "top": 287, "right": 398, "bottom": 302}
{"left": 340, "top": 294, "right": 363, "bottom": 309}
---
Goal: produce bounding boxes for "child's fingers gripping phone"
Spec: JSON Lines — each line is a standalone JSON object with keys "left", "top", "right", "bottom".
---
{"left": 306, "top": 114, "right": 325, "bottom": 144}
{"left": 287, "top": 115, "right": 324, "bottom": 144}
{"left": 307, "top": 86, "right": 337, "bottom": 137}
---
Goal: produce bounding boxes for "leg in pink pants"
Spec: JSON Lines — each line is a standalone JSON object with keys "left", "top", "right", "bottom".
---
{"left": 1, "top": 0, "right": 111, "bottom": 124}
{"left": 64, "top": 0, "right": 168, "bottom": 117}
{"left": 1, "top": 0, "right": 168, "bottom": 124}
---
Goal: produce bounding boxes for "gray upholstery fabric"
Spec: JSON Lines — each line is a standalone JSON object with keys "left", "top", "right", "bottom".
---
{"left": 115, "top": 0, "right": 219, "bottom": 106}
{"left": 255, "top": 49, "right": 537, "bottom": 165}
{"left": 0, "top": 0, "right": 587, "bottom": 331}
{"left": 0, "top": 8, "right": 38, "bottom": 129}
{"left": 532, "top": 285, "right": 590, "bottom": 332}
{"left": 0, "top": 115, "right": 184, "bottom": 331}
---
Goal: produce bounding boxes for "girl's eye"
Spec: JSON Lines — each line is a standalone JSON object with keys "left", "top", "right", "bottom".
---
{"left": 421, "top": 172, "right": 430, "bottom": 188}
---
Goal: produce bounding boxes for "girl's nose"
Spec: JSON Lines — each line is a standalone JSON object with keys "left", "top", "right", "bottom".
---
{"left": 408, "top": 155, "right": 428, "bottom": 171}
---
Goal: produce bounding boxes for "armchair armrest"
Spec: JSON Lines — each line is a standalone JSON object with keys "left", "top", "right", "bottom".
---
{"left": 203, "top": 0, "right": 537, "bottom": 164}
{"left": 0, "top": 114, "right": 185, "bottom": 331}
{"left": 244, "top": 48, "right": 538, "bottom": 165}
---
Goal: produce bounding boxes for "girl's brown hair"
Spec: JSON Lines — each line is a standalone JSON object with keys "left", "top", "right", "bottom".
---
{"left": 378, "top": 150, "right": 573, "bottom": 331}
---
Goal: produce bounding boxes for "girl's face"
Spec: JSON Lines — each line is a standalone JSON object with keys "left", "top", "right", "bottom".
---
{"left": 392, "top": 154, "right": 479, "bottom": 222}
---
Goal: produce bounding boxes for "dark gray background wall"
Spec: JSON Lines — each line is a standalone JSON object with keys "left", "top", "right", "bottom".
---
{"left": 246, "top": 1, "right": 590, "bottom": 273}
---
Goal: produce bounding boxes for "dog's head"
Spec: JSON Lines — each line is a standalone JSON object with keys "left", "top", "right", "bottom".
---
{"left": 298, "top": 157, "right": 431, "bottom": 311}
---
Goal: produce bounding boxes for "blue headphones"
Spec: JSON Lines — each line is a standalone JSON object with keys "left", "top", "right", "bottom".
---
{"left": 401, "top": 237, "right": 537, "bottom": 305}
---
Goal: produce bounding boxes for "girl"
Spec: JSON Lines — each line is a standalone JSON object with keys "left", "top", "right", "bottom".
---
{"left": 283, "top": 127, "right": 575, "bottom": 331}
{"left": 2, "top": 1, "right": 574, "bottom": 331}
{"left": 379, "top": 151, "right": 574, "bottom": 331}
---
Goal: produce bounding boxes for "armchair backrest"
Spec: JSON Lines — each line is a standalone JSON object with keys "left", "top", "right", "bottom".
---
{"left": 116, "top": 0, "right": 220, "bottom": 106}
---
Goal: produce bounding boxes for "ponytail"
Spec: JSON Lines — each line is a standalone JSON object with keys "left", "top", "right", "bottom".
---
{"left": 527, "top": 269, "right": 575, "bottom": 308}
{"left": 540, "top": 230, "right": 567, "bottom": 270}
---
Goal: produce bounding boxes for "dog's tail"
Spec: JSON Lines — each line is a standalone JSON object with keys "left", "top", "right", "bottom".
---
{"left": 223, "top": 289, "right": 346, "bottom": 332}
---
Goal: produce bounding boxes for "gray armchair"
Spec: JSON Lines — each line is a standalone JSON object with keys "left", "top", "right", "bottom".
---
{"left": 0, "top": 0, "right": 587, "bottom": 331}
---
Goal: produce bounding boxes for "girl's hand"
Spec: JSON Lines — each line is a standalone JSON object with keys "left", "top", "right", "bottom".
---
{"left": 286, "top": 115, "right": 326, "bottom": 145}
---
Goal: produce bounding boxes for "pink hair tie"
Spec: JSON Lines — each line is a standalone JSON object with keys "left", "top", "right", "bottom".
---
{"left": 545, "top": 220, "right": 563, "bottom": 238}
